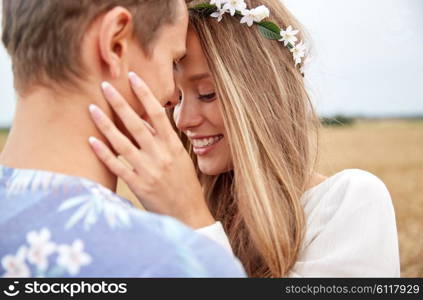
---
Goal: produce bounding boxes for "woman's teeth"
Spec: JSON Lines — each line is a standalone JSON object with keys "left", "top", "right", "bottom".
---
{"left": 192, "top": 135, "right": 223, "bottom": 148}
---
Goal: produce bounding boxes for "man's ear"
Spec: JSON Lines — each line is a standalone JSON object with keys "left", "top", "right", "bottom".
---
{"left": 98, "top": 7, "right": 134, "bottom": 79}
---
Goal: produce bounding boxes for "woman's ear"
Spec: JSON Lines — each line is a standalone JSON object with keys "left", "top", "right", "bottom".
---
{"left": 98, "top": 7, "right": 134, "bottom": 79}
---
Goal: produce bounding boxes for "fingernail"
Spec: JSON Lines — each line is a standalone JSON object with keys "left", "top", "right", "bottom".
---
{"left": 88, "top": 136, "right": 101, "bottom": 150}
{"left": 101, "top": 81, "right": 115, "bottom": 100}
{"left": 89, "top": 104, "right": 103, "bottom": 120}
{"left": 88, "top": 136, "right": 99, "bottom": 145}
{"left": 101, "top": 81, "right": 111, "bottom": 91}
{"left": 129, "top": 72, "right": 142, "bottom": 88}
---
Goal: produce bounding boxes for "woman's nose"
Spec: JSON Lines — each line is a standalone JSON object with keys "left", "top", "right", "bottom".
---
{"left": 174, "top": 98, "right": 203, "bottom": 131}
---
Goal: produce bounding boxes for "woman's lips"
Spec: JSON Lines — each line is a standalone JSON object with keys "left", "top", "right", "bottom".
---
{"left": 191, "top": 134, "right": 224, "bottom": 156}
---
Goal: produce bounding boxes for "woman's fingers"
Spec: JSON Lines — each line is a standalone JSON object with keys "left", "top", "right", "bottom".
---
{"left": 88, "top": 104, "right": 145, "bottom": 169}
{"left": 101, "top": 81, "right": 156, "bottom": 149}
{"left": 88, "top": 136, "right": 136, "bottom": 186}
{"left": 128, "top": 72, "right": 174, "bottom": 139}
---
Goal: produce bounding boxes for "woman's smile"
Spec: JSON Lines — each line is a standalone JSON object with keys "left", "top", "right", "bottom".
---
{"left": 190, "top": 134, "right": 224, "bottom": 156}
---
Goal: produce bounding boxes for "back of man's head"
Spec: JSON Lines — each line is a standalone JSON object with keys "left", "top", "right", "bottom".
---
{"left": 2, "top": 0, "right": 180, "bottom": 94}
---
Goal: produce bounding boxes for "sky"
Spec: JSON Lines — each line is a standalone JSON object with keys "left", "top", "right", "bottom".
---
{"left": 1, "top": 0, "right": 423, "bottom": 127}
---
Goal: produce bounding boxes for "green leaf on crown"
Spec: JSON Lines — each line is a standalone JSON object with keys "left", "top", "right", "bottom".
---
{"left": 257, "top": 21, "right": 281, "bottom": 40}
{"left": 190, "top": 3, "right": 217, "bottom": 16}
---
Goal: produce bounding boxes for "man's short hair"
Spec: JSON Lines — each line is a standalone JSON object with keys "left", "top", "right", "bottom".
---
{"left": 2, "top": 0, "right": 179, "bottom": 92}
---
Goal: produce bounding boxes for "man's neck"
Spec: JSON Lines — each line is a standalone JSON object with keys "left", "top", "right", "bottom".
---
{"left": 0, "top": 85, "right": 118, "bottom": 192}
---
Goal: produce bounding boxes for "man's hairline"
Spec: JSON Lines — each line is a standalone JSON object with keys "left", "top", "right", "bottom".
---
{"left": 132, "top": 1, "right": 187, "bottom": 57}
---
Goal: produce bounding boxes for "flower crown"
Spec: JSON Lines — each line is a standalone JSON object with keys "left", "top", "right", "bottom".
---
{"left": 190, "top": 0, "right": 306, "bottom": 73}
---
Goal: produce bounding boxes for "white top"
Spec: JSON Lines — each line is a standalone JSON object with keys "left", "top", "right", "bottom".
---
{"left": 196, "top": 169, "right": 400, "bottom": 277}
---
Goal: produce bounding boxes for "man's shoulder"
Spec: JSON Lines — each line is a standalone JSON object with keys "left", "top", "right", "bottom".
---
{"left": 0, "top": 165, "right": 194, "bottom": 240}
{"left": 0, "top": 166, "right": 191, "bottom": 256}
{"left": 0, "top": 167, "right": 246, "bottom": 277}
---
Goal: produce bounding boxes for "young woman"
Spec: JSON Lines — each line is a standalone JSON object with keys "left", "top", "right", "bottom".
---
{"left": 87, "top": 0, "right": 400, "bottom": 277}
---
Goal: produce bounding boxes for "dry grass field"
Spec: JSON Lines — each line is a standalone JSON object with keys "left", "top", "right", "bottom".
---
{"left": 315, "top": 120, "right": 423, "bottom": 277}
{"left": 1, "top": 119, "right": 422, "bottom": 277}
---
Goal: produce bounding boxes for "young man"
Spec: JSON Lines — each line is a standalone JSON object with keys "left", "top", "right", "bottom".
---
{"left": 0, "top": 0, "right": 245, "bottom": 277}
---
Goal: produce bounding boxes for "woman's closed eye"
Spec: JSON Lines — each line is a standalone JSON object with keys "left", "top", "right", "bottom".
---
{"left": 198, "top": 92, "right": 216, "bottom": 102}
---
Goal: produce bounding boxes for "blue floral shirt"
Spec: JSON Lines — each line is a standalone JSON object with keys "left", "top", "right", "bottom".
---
{"left": 0, "top": 166, "right": 246, "bottom": 278}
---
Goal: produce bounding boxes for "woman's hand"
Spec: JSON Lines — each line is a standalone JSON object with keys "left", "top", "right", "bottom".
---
{"left": 88, "top": 72, "right": 215, "bottom": 229}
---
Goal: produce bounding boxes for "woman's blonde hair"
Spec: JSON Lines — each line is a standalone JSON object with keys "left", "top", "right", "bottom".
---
{"left": 181, "top": 0, "right": 320, "bottom": 277}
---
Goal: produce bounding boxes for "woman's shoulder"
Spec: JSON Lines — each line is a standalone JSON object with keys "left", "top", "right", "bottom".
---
{"left": 329, "top": 168, "right": 390, "bottom": 201}
{"left": 301, "top": 169, "right": 393, "bottom": 219}
{"left": 304, "top": 169, "right": 390, "bottom": 200}
{"left": 293, "top": 169, "right": 400, "bottom": 277}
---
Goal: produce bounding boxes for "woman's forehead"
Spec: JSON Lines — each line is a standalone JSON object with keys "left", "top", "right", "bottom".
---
{"left": 178, "top": 30, "right": 209, "bottom": 73}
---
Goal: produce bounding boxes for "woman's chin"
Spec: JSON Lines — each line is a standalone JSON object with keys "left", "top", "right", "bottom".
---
{"left": 198, "top": 160, "right": 233, "bottom": 176}
{"left": 199, "top": 165, "right": 223, "bottom": 176}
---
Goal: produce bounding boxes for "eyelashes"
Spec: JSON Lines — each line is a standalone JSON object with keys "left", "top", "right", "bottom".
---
{"left": 177, "top": 92, "right": 217, "bottom": 104}
{"left": 198, "top": 92, "right": 216, "bottom": 102}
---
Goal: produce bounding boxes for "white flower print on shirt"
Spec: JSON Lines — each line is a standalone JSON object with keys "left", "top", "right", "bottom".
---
{"left": 57, "top": 240, "right": 92, "bottom": 276}
{"left": 6, "top": 169, "right": 61, "bottom": 196}
{"left": 1, "top": 228, "right": 92, "bottom": 277}
{"left": 6, "top": 172, "right": 34, "bottom": 197}
{"left": 58, "top": 185, "right": 131, "bottom": 230}
{"left": 1, "top": 246, "right": 31, "bottom": 278}
{"left": 26, "top": 228, "right": 56, "bottom": 271}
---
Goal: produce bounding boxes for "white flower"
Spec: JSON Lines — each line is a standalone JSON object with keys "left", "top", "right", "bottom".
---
{"left": 26, "top": 228, "right": 56, "bottom": 271}
{"left": 240, "top": 5, "right": 270, "bottom": 27}
{"left": 210, "top": 7, "right": 226, "bottom": 22}
{"left": 57, "top": 240, "right": 92, "bottom": 276}
{"left": 279, "top": 25, "right": 299, "bottom": 46}
{"left": 251, "top": 5, "right": 270, "bottom": 22}
{"left": 223, "top": 0, "right": 246, "bottom": 16}
{"left": 291, "top": 41, "right": 306, "bottom": 65}
{"left": 240, "top": 9, "right": 255, "bottom": 27}
{"left": 1, "top": 246, "right": 31, "bottom": 278}
{"left": 210, "top": 0, "right": 227, "bottom": 9}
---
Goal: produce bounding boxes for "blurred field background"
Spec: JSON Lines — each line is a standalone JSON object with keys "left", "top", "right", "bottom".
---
{"left": 316, "top": 119, "right": 423, "bottom": 277}
{"left": 1, "top": 119, "right": 422, "bottom": 277}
